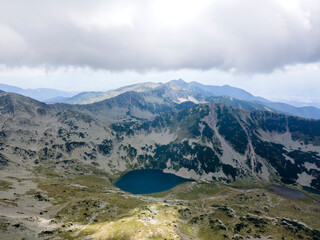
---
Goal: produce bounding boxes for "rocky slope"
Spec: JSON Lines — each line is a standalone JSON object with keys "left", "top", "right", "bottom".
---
{"left": 1, "top": 91, "right": 320, "bottom": 240}
{"left": 111, "top": 103, "right": 320, "bottom": 190}
{"left": 0, "top": 91, "right": 319, "bottom": 191}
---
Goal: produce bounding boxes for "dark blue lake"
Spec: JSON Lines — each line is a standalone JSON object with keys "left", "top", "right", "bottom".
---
{"left": 268, "top": 185, "right": 307, "bottom": 200}
{"left": 114, "top": 169, "right": 191, "bottom": 194}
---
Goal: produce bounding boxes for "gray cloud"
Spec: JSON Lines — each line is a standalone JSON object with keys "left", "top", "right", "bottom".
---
{"left": 0, "top": 0, "right": 320, "bottom": 73}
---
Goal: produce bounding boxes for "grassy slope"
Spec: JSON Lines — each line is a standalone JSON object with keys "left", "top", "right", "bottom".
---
{"left": 1, "top": 165, "right": 319, "bottom": 240}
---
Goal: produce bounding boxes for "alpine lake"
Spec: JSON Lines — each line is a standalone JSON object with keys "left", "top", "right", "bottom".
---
{"left": 114, "top": 169, "right": 192, "bottom": 194}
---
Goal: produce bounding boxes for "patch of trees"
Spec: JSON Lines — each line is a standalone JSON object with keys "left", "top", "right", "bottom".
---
{"left": 216, "top": 105, "right": 248, "bottom": 154}
{"left": 97, "top": 139, "right": 113, "bottom": 155}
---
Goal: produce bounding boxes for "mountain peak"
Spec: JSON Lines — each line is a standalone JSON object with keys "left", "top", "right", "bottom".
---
{"left": 168, "top": 79, "right": 188, "bottom": 89}
{"left": 0, "top": 92, "right": 49, "bottom": 116}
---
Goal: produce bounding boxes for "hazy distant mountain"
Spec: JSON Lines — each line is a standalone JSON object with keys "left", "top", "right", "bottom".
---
{"left": 2, "top": 80, "right": 320, "bottom": 120}
{"left": 256, "top": 101, "right": 320, "bottom": 120}
{"left": 149, "top": 80, "right": 320, "bottom": 119}
{"left": 0, "top": 83, "right": 78, "bottom": 102}
{"left": 60, "top": 91, "right": 107, "bottom": 104}
{"left": 206, "top": 96, "right": 278, "bottom": 112}
{"left": 63, "top": 82, "right": 161, "bottom": 104}
{"left": 44, "top": 96, "right": 74, "bottom": 104}
{"left": 171, "top": 79, "right": 269, "bottom": 102}
{"left": 58, "top": 80, "right": 262, "bottom": 105}
{"left": 59, "top": 84, "right": 276, "bottom": 123}
{"left": 281, "top": 100, "right": 320, "bottom": 109}
{"left": 88, "top": 79, "right": 320, "bottom": 120}
{"left": 168, "top": 80, "right": 320, "bottom": 119}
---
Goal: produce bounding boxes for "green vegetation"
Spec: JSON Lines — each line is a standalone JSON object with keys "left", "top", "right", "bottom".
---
{"left": 231, "top": 177, "right": 271, "bottom": 189}
{"left": 1, "top": 165, "right": 320, "bottom": 240}
{"left": 250, "top": 111, "right": 288, "bottom": 133}
{"left": 97, "top": 139, "right": 113, "bottom": 155}
{"left": 0, "top": 179, "right": 12, "bottom": 191}
{"left": 288, "top": 116, "right": 320, "bottom": 145}
{"left": 152, "top": 141, "right": 221, "bottom": 174}
{"left": 216, "top": 105, "right": 248, "bottom": 154}
{"left": 65, "top": 141, "right": 86, "bottom": 153}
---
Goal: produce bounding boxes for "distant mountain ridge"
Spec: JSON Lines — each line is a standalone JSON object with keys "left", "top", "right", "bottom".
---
{"left": 59, "top": 80, "right": 262, "bottom": 105}
{"left": 171, "top": 79, "right": 267, "bottom": 102}
{"left": 168, "top": 80, "right": 320, "bottom": 119}
{"left": 0, "top": 83, "right": 78, "bottom": 102}
{"left": 256, "top": 101, "right": 320, "bottom": 119}
{"left": 55, "top": 79, "right": 320, "bottom": 119}
{"left": 62, "top": 82, "right": 161, "bottom": 104}
{"left": 1, "top": 80, "right": 320, "bottom": 119}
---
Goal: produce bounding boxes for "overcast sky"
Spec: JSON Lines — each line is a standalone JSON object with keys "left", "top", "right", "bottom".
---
{"left": 0, "top": 0, "right": 320, "bottom": 104}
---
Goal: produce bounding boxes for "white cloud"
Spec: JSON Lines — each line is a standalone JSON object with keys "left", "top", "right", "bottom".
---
{"left": 0, "top": 0, "right": 320, "bottom": 73}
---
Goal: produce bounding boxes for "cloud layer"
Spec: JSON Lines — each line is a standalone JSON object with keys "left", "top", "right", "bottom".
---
{"left": 1, "top": 0, "right": 320, "bottom": 73}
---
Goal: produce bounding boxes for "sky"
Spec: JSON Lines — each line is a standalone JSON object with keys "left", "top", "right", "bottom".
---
{"left": 0, "top": 0, "right": 320, "bottom": 105}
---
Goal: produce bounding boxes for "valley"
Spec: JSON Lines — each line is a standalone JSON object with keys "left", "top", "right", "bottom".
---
{"left": 0, "top": 80, "right": 320, "bottom": 239}
{"left": 1, "top": 0, "right": 320, "bottom": 238}
{"left": 1, "top": 164, "right": 320, "bottom": 239}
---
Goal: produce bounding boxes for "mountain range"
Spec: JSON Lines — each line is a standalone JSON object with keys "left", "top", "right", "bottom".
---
{"left": 2, "top": 80, "right": 320, "bottom": 120}
{"left": 0, "top": 83, "right": 78, "bottom": 102}
{"left": 0, "top": 80, "right": 319, "bottom": 191}
{"left": 1, "top": 80, "right": 320, "bottom": 239}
